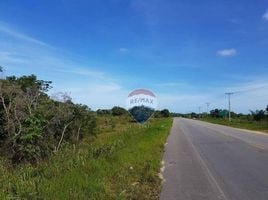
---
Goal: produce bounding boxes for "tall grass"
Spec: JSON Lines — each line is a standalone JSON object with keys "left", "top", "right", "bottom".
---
{"left": 0, "top": 117, "right": 172, "bottom": 199}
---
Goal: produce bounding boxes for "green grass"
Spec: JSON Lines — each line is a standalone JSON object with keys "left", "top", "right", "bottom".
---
{"left": 0, "top": 117, "right": 172, "bottom": 200}
{"left": 201, "top": 117, "right": 268, "bottom": 132}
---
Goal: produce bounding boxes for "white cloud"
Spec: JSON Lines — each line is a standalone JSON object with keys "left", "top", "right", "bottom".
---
{"left": 222, "top": 81, "right": 268, "bottom": 113}
{"left": 50, "top": 82, "right": 126, "bottom": 110}
{"left": 229, "top": 18, "right": 240, "bottom": 24}
{"left": 153, "top": 78, "right": 268, "bottom": 114}
{"left": 217, "top": 48, "right": 237, "bottom": 57}
{"left": 155, "top": 82, "right": 191, "bottom": 87}
{"left": 263, "top": 10, "right": 268, "bottom": 21}
{"left": 157, "top": 93, "right": 212, "bottom": 111}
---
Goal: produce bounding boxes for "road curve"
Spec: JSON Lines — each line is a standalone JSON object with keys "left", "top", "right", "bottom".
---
{"left": 160, "top": 118, "right": 268, "bottom": 200}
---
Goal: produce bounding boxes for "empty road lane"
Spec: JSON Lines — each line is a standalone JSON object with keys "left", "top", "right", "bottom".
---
{"left": 160, "top": 118, "right": 268, "bottom": 200}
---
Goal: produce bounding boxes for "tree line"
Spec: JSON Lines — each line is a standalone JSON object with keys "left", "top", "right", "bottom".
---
{"left": 183, "top": 106, "right": 268, "bottom": 121}
{"left": 97, "top": 107, "right": 170, "bottom": 118}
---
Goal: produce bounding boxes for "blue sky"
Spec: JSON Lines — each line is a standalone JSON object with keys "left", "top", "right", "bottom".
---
{"left": 0, "top": 0, "right": 268, "bottom": 113}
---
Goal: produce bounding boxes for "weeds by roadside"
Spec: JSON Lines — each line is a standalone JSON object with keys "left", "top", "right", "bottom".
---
{"left": 0, "top": 117, "right": 172, "bottom": 200}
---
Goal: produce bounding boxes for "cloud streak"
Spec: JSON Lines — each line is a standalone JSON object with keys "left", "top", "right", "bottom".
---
{"left": 55, "top": 68, "right": 107, "bottom": 80}
{"left": 0, "top": 21, "right": 48, "bottom": 46}
{"left": 118, "top": 48, "right": 129, "bottom": 53}
{"left": 217, "top": 48, "right": 237, "bottom": 57}
{"left": 0, "top": 21, "right": 123, "bottom": 110}
{"left": 0, "top": 51, "right": 26, "bottom": 63}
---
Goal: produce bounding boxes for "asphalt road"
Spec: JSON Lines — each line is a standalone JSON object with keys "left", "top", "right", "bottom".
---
{"left": 160, "top": 118, "right": 268, "bottom": 200}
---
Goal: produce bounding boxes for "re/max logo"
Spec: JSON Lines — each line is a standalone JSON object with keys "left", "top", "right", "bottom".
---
{"left": 130, "top": 98, "right": 154, "bottom": 104}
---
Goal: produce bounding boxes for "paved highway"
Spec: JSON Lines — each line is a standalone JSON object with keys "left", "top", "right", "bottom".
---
{"left": 160, "top": 118, "right": 268, "bottom": 200}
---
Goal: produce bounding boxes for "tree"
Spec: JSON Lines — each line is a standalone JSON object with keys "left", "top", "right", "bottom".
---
{"left": 0, "top": 66, "right": 3, "bottom": 79}
{"left": 71, "top": 104, "right": 96, "bottom": 141}
{"left": 160, "top": 109, "right": 170, "bottom": 118}
{"left": 190, "top": 112, "right": 198, "bottom": 119}
{"left": 210, "top": 109, "right": 220, "bottom": 118}
{"left": 12, "top": 115, "right": 46, "bottom": 164}
{"left": 0, "top": 80, "right": 25, "bottom": 137}
{"left": 50, "top": 97, "right": 75, "bottom": 152}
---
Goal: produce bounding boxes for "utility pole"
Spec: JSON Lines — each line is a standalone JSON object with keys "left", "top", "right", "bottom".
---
{"left": 206, "top": 102, "right": 210, "bottom": 115}
{"left": 198, "top": 106, "right": 201, "bottom": 118}
{"left": 225, "top": 93, "right": 234, "bottom": 122}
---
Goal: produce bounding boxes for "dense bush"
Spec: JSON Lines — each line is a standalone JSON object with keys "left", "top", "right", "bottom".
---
{"left": 111, "top": 106, "right": 127, "bottom": 116}
{"left": 154, "top": 109, "right": 170, "bottom": 118}
{"left": 96, "top": 109, "right": 112, "bottom": 115}
{"left": 160, "top": 109, "right": 170, "bottom": 118}
{"left": 0, "top": 74, "right": 96, "bottom": 164}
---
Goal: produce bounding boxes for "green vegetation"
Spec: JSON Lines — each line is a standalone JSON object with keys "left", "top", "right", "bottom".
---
{"left": 0, "top": 116, "right": 172, "bottom": 199}
{"left": 154, "top": 109, "right": 170, "bottom": 118}
{"left": 199, "top": 107, "right": 268, "bottom": 132}
{"left": 111, "top": 106, "right": 128, "bottom": 116}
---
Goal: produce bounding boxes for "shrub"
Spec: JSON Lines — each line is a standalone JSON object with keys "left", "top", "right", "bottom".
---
{"left": 12, "top": 115, "right": 46, "bottom": 164}
{"left": 111, "top": 106, "right": 127, "bottom": 116}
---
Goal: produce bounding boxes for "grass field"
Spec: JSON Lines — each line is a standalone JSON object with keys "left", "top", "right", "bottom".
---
{"left": 201, "top": 117, "right": 268, "bottom": 133}
{"left": 0, "top": 116, "right": 172, "bottom": 200}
